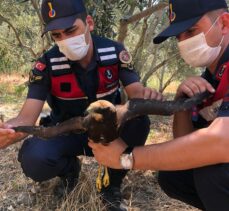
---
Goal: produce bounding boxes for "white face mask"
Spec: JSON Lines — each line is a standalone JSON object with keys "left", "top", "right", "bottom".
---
{"left": 178, "top": 17, "right": 224, "bottom": 68}
{"left": 56, "top": 25, "right": 90, "bottom": 61}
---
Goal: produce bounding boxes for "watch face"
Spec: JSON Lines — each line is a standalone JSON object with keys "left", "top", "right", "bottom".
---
{"left": 120, "top": 154, "right": 133, "bottom": 170}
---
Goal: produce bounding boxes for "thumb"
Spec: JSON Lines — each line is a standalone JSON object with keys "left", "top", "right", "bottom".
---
{"left": 3, "top": 124, "right": 14, "bottom": 130}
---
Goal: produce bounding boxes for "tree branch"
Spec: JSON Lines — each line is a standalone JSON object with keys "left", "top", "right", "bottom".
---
{"left": 142, "top": 53, "right": 179, "bottom": 85}
{"left": 160, "top": 70, "right": 177, "bottom": 93}
{"left": 133, "top": 17, "right": 149, "bottom": 59}
{"left": 0, "top": 13, "right": 37, "bottom": 58}
{"left": 117, "top": 2, "right": 167, "bottom": 43}
{"left": 30, "top": 0, "right": 52, "bottom": 55}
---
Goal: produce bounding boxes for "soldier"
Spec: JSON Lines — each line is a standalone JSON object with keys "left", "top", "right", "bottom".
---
{"left": 0, "top": 0, "right": 163, "bottom": 210}
{"left": 90, "top": 0, "right": 229, "bottom": 210}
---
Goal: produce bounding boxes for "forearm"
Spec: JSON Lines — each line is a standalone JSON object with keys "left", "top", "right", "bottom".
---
{"left": 1, "top": 99, "right": 44, "bottom": 147}
{"left": 6, "top": 117, "right": 35, "bottom": 143}
{"left": 133, "top": 128, "right": 228, "bottom": 171}
{"left": 7, "top": 99, "right": 44, "bottom": 127}
{"left": 124, "top": 82, "right": 144, "bottom": 99}
{"left": 173, "top": 110, "right": 194, "bottom": 138}
{"left": 7, "top": 116, "right": 36, "bottom": 127}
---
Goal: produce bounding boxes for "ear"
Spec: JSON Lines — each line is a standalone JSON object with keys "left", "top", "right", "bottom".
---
{"left": 219, "top": 12, "right": 229, "bottom": 35}
{"left": 86, "top": 15, "right": 95, "bottom": 32}
{"left": 49, "top": 33, "right": 55, "bottom": 43}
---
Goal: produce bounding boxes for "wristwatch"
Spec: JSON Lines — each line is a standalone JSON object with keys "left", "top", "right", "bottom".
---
{"left": 120, "top": 146, "right": 134, "bottom": 170}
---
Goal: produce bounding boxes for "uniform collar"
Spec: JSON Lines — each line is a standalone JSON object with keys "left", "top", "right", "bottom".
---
{"left": 205, "top": 44, "right": 229, "bottom": 78}
{"left": 216, "top": 44, "right": 229, "bottom": 71}
{"left": 91, "top": 34, "right": 101, "bottom": 62}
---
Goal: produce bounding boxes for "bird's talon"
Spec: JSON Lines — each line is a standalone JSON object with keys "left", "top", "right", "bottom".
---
{"left": 103, "top": 167, "right": 110, "bottom": 187}
{"left": 96, "top": 177, "right": 102, "bottom": 192}
{"left": 96, "top": 165, "right": 102, "bottom": 192}
{"left": 103, "top": 177, "right": 110, "bottom": 187}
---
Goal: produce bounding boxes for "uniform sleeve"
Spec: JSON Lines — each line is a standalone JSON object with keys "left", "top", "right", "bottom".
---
{"left": 27, "top": 54, "right": 50, "bottom": 101}
{"left": 116, "top": 43, "right": 140, "bottom": 87}
{"left": 218, "top": 87, "right": 229, "bottom": 117}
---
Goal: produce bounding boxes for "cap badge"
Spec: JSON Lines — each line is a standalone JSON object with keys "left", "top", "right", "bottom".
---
{"left": 48, "top": 2, "right": 56, "bottom": 18}
{"left": 169, "top": 3, "right": 176, "bottom": 23}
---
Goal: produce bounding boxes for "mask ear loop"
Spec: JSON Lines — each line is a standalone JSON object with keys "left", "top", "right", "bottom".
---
{"left": 205, "top": 16, "right": 220, "bottom": 36}
{"left": 218, "top": 35, "right": 225, "bottom": 46}
{"left": 84, "top": 22, "right": 89, "bottom": 34}
{"left": 205, "top": 16, "right": 225, "bottom": 47}
{"left": 83, "top": 23, "right": 91, "bottom": 47}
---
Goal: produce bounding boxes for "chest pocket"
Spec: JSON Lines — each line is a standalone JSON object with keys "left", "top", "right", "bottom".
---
{"left": 193, "top": 63, "right": 229, "bottom": 125}
{"left": 97, "top": 64, "right": 119, "bottom": 98}
{"left": 51, "top": 70, "right": 87, "bottom": 100}
{"left": 198, "top": 99, "right": 223, "bottom": 122}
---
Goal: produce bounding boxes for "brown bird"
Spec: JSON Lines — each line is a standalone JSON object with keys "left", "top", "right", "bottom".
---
{"left": 13, "top": 91, "right": 211, "bottom": 191}
{"left": 13, "top": 91, "right": 211, "bottom": 141}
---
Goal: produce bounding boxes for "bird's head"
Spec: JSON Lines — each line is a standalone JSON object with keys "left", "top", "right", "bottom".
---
{"left": 83, "top": 100, "right": 119, "bottom": 144}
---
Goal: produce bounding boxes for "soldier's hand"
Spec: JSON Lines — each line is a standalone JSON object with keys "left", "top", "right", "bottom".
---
{"left": 0, "top": 123, "right": 24, "bottom": 149}
{"left": 176, "top": 76, "right": 215, "bottom": 99}
{"left": 89, "top": 138, "right": 126, "bottom": 169}
{"left": 143, "top": 87, "right": 163, "bottom": 101}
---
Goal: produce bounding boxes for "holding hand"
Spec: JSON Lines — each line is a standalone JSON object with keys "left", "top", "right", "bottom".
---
{"left": 88, "top": 138, "right": 127, "bottom": 169}
{"left": 176, "top": 76, "right": 215, "bottom": 99}
{"left": 143, "top": 87, "right": 163, "bottom": 100}
{"left": 0, "top": 123, "right": 25, "bottom": 149}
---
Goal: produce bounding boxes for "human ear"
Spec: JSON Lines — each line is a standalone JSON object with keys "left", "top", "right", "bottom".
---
{"left": 86, "top": 15, "right": 95, "bottom": 32}
{"left": 219, "top": 13, "right": 229, "bottom": 35}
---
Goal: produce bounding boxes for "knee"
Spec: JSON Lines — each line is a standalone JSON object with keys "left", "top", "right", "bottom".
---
{"left": 158, "top": 171, "right": 176, "bottom": 198}
{"left": 193, "top": 165, "right": 229, "bottom": 210}
{"left": 121, "top": 116, "right": 150, "bottom": 146}
{"left": 18, "top": 140, "right": 56, "bottom": 182}
{"left": 133, "top": 115, "right": 151, "bottom": 130}
{"left": 194, "top": 164, "right": 229, "bottom": 191}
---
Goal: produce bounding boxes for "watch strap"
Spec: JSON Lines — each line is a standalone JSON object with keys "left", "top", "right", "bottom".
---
{"left": 123, "top": 146, "right": 134, "bottom": 154}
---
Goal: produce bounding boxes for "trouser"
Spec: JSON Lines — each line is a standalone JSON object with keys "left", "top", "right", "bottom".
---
{"left": 158, "top": 164, "right": 229, "bottom": 211}
{"left": 18, "top": 116, "right": 150, "bottom": 187}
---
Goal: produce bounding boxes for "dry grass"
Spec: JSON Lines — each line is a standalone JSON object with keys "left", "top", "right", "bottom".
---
{"left": 57, "top": 161, "right": 106, "bottom": 211}
{"left": 0, "top": 75, "right": 200, "bottom": 211}
{"left": 0, "top": 145, "right": 199, "bottom": 211}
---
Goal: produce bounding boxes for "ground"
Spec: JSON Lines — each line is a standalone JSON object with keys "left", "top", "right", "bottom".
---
{"left": 0, "top": 74, "right": 200, "bottom": 211}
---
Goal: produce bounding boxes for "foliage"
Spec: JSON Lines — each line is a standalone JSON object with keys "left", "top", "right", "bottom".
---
{"left": 0, "top": 0, "right": 147, "bottom": 73}
{"left": 0, "top": 75, "right": 27, "bottom": 103}
{"left": 0, "top": 0, "right": 46, "bottom": 73}
{"left": 0, "top": 0, "right": 228, "bottom": 91}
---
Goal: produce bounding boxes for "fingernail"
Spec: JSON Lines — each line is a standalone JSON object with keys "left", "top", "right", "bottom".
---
{"left": 6, "top": 125, "right": 13, "bottom": 129}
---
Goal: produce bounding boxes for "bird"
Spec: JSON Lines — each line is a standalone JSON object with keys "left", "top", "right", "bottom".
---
{"left": 13, "top": 91, "right": 211, "bottom": 140}
{"left": 13, "top": 91, "right": 211, "bottom": 192}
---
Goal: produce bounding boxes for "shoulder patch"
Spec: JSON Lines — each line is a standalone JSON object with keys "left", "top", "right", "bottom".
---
{"left": 120, "top": 63, "right": 134, "bottom": 70}
{"left": 29, "top": 70, "right": 43, "bottom": 84}
{"left": 34, "top": 61, "right": 46, "bottom": 72}
{"left": 119, "top": 50, "right": 132, "bottom": 64}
